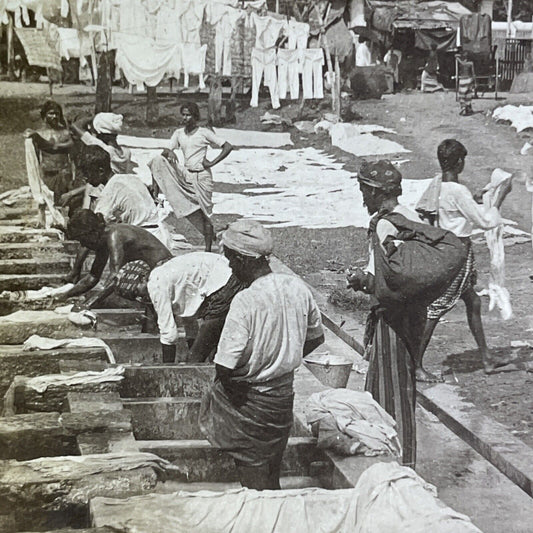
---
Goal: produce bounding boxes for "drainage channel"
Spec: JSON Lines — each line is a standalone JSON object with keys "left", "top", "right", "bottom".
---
{"left": 0, "top": 205, "right": 531, "bottom": 532}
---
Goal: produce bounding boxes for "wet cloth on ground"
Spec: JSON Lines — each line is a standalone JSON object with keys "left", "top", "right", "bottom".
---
{"left": 147, "top": 252, "right": 233, "bottom": 345}
{"left": 306, "top": 389, "right": 401, "bottom": 458}
{"left": 90, "top": 462, "right": 482, "bottom": 533}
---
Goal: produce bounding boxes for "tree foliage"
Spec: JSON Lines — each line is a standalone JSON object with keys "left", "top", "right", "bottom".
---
{"left": 493, "top": 0, "right": 533, "bottom": 21}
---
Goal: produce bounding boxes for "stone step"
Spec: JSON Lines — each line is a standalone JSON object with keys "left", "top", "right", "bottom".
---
{"left": 0, "top": 345, "right": 108, "bottom": 401}
{"left": 136, "top": 437, "right": 325, "bottom": 482}
{"left": 0, "top": 227, "right": 62, "bottom": 244}
{"left": 0, "top": 273, "right": 67, "bottom": 291}
{"left": 0, "top": 410, "right": 132, "bottom": 461}
{"left": 67, "top": 392, "right": 123, "bottom": 413}
{"left": 100, "top": 333, "right": 189, "bottom": 364}
{"left": 0, "top": 206, "right": 35, "bottom": 220}
{"left": 0, "top": 257, "right": 71, "bottom": 275}
{"left": 123, "top": 397, "right": 310, "bottom": 441}
{"left": 0, "top": 453, "right": 158, "bottom": 531}
{"left": 0, "top": 241, "right": 77, "bottom": 259}
{"left": 120, "top": 364, "right": 214, "bottom": 399}
{"left": 0, "top": 217, "right": 37, "bottom": 226}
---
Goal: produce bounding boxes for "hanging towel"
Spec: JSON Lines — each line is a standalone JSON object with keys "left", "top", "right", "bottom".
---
{"left": 25, "top": 138, "right": 66, "bottom": 228}
{"left": 477, "top": 169, "right": 513, "bottom": 320}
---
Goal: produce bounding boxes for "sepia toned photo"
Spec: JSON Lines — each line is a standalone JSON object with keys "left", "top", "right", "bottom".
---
{"left": 0, "top": 0, "right": 531, "bottom": 531}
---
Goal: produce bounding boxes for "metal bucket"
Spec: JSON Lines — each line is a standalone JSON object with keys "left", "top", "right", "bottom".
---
{"left": 304, "top": 353, "right": 352, "bottom": 389}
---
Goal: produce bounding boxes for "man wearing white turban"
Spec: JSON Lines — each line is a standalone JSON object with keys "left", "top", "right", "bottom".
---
{"left": 200, "top": 219, "right": 324, "bottom": 490}
{"left": 71, "top": 112, "right": 135, "bottom": 174}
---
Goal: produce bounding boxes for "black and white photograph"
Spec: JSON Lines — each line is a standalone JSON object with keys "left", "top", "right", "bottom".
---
{"left": 0, "top": 0, "right": 531, "bottom": 531}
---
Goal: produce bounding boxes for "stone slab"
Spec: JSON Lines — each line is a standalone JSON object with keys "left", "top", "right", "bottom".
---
{"left": 67, "top": 392, "right": 123, "bottom": 413}
{"left": 77, "top": 432, "right": 139, "bottom": 455}
{"left": 0, "top": 345, "right": 107, "bottom": 400}
{"left": 0, "top": 454, "right": 157, "bottom": 531}
{"left": 92, "top": 308, "right": 145, "bottom": 328}
{"left": 59, "top": 359, "right": 110, "bottom": 373}
{"left": 100, "top": 333, "right": 189, "bottom": 364}
{"left": 0, "top": 257, "right": 71, "bottom": 274}
{"left": 0, "top": 273, "right": 67, "bottom": 291}
{"left": 0, "top": 241, "right": 78, "bottom": 260}
{"left": 0, "top": 227, "right": 62, "bottom": 243}
{"left": 120, "top": 364, "right": 214, "bottom": 399}
{"left": 0, "top": 310, "right": 93, "bottom": 344}
{"left": 418, "top": 383, "right": 533, "bottom": 498}
{"left": 136, "top": 437, "right": 324, "bottom": 483}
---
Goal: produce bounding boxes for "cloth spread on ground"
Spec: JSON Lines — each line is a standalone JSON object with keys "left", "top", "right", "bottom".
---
{"left": 23, "top": 366, "right": 124, "bottom": 394}
{"left": 147, "top": 252, "right": 232, "bottom": 345}
{"left": 493, "top": 105, "right": 533, "bottom": 133}
{"left": 477, "top": 169, "right": 513, "bottom": 320}
{"left": 306, "top": 389, "right": 401, "bottom": 458}
{"left": 3, "top": 452, "right": 178, "bottom": 483}
{"left": 23, "top": 333, "right": 116, "bottom": 364}
{"left": 0, "top": 283, "right": 74, "bottom": 302}
{"left": 90, "top": 462, "right": 482, "bottom": 533}
{"left": 25, "top": 138, "right": 66, "bottom": 228}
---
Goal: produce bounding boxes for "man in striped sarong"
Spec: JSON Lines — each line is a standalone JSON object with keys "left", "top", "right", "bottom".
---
{"left": 456, "top": 50, "right": 475, "bottom": 116}
{"left": 347, "top": 160, "right": 426, "bottom": 469}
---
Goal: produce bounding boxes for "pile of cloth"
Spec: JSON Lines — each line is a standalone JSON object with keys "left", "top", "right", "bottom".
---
{"left": 91, "top": 462, "right": 483, "bottom": 532}
{"left": 306, "top": 388, "right": 402, "bottom": 458}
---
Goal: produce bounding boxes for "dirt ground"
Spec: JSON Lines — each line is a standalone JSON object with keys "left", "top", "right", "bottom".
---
{"left": 0, "top": 81, "right": 531, "bottom": 447}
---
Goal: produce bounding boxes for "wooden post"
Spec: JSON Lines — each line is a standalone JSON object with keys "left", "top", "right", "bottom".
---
{"left": 146, "top": 85, "right": 159, "bottom": 125}
{"left": 506, "top": 0, "right": 513, "bottom": 37}
{"left": 95, "top": 50, "right": 112, "bottom": 113}
{"left": 7, "top": 13, "right": 15, "bottom": 80}
{"left": 312, "top": 1, "right": 337, "bottom": 116}
{"left": 334, "top": 55, "right": 341, "bottom": 117}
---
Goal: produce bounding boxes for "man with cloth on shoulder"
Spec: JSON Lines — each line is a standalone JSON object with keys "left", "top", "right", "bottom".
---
{"left": 200, "top": 220, "right": 325, "bottom": 490}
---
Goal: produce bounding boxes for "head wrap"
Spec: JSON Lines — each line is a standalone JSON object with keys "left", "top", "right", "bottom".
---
{"left": 92, "top": 113, "right": 123, "bottom": 134}
{"left": 357, "top": 160, "right": 402, "bottom": 194}
{"left": 221, "top": 219, "right": 273, "bottom": 258}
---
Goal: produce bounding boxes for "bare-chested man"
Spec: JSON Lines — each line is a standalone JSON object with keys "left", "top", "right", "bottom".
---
{"left": 62, "top": 209, "right": 172, "bottom": 309}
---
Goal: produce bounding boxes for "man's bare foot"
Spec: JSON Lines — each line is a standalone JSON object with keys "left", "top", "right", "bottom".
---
{"left": 415, "top": 367, "right": 444, "bottom": 383}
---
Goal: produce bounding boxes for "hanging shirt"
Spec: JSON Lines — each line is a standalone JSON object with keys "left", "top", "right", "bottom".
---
{"left": 147, "top": 252, "right": 233, "bottom": 345}
{"left": 94, "top": 173, "right": 158, "bottom": 226}
{"left": 437, "top": 181, "right": 501, "bottom": 238}
{"left": 355, "top": 42, "right": 372, "bottom": 67}
{"left": 169, "top": 127, "right": 226, "bottom": 172}
{"left": 214, "top": 272, "right": 323, "bottom": 387}
{"left": 250, "top": 12, "right": 287, "bottom": 49}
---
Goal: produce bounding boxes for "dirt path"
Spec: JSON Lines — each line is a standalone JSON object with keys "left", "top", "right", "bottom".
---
{"left": 1, "top": 81, "right": 531, "bottom": 447}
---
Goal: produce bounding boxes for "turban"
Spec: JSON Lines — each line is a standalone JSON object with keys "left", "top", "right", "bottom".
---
{"left": 357, "top": 160, "right": 402, "bottom": 193}
{"left": 93, "top": 113, "right": 123, "bottom": 134}
{"left": 221, "top": 219, "right": 273, "bottom": 258}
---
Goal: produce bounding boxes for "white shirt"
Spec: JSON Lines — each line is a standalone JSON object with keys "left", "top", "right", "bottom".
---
{"left": 169, "top": 127, "right": 226, "bottom": 172}
{"left": 355, "top": 42, "right": 372, "bottom": 67}
{"left": 438, "top": 181, "right": 501, "bottom": 237}
{"left": 95, "top": 174, "right": 158, "bottom": 227}
{"left": 147, "top": 252, "right": 232, "bottom": 345}
{"left": 215, "top": 273, "right": 323, "bottom": 386}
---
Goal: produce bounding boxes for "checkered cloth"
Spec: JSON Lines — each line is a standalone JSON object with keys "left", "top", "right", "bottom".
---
{"left": 115, "top": 260, "right": 151, "bottom": 302}
{"left": 427, "top": 241, "right": 476, "bottom": 320}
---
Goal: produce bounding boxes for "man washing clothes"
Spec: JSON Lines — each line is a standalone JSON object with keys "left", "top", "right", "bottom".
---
{"left": 415, "top": 139, "right": 513, "bottom": 380}
{"left": 147, "top": 251, "right": 247, "bottom": 363}
{"left": 71, "top": 112, "right": 136, "bottom": 174}
{"left": 65, "top": 145, "right": 172, "bottom": 284}
{"left": 200, "top": 220, "right": 324, "bottom": 490}
{"left": 62, "top": 209, "right": 172, "bottom": 309}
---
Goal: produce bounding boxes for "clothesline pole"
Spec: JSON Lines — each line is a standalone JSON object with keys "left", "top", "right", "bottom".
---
{"left": 6, "top": 12, "right": 15, "bottom": 80}
{"left": 146, "top": 85, "right": 159, "bottom": 125}
{"left": 275, "top": 0, "right": 280, "bottom": 13}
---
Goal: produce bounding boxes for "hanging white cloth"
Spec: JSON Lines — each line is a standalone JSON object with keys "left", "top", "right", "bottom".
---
{"left": 477, "top": 169, "right": 513, "bottom": 320}
{"left": 250, "top": 47, "right": 280, "bottom": 109}
{"left": 277, "top": 48, "right": 299, "bottom": 100}
{"left": 25, "top": 138, "right": 66, "bottom": 228}
{"left": 302, "top": 48, "right": 324, "bottom": 99}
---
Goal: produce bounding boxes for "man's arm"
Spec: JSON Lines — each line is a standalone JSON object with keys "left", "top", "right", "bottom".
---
{"left": 62, "top": 246, "right": 109, "bottom": 299}
{"left": 28, "top": 132, "right": 73, "bottom": 154}
{"left": 304, "top": 334, "right": 325, "bottom": 356}
{"left": 203, "top": 141, "right": 233, "bottom": 170}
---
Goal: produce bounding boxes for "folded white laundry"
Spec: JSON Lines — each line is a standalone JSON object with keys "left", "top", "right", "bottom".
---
{"left": 23, "top": 334, "right": 116, "bottom": 364}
